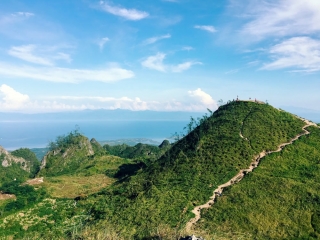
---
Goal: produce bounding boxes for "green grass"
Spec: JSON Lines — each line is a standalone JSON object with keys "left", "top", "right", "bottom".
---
{"left": 43, "top": 174, "right": 114, "bottom": 198}
{"left": 197, "top": 126, "right": 320, "bottom": 239}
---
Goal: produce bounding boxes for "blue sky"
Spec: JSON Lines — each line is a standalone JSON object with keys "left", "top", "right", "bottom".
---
{"left": 0, "top": 0, "right": 319, "bottom": 113}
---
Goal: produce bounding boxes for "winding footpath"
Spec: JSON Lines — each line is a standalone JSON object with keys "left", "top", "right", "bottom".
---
{"left": 186, "top": 118, "right": 318, "bottom": 232}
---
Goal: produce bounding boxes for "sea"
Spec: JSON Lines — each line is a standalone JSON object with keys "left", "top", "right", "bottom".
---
{"left": 0, "top": 120, "right": 189, "bottom": 150}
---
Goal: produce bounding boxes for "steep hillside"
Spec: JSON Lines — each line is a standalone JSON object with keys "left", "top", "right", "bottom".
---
{"left": 10, "top": 148, "right": 40, "bottom": 178}
{"left": 196, "top": 124, "right": 320, "bottom": 239}
{"left": 86, "top": 101, "right": 307, "bottom": 238}
{"left": 0, "top": 146, "right": 32, "bottom": 184}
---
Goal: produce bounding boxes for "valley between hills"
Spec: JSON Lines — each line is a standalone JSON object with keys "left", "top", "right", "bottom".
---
{"left": 1, "top": 101, "right": 320, "bottom": 239}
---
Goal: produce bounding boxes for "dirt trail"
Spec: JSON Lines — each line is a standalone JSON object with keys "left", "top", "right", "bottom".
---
{"left": 186, "top": 118, "right": 317, "bottom": 232}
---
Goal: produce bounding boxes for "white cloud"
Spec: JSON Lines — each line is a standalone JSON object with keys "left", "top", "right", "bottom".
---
{"left": 8, "top": 44, "right": 73, "bottom": 66}
{"left": 47, "top": 91, "right": 217, "bottom": 112}
{"left": 12, "top": 12, "right": 34, "bottom": 18}
{"left": 141, "top": 53, "right": 167, "bottom": 72}
{"left": 194, "top": 25, "right": 217, "bottom": 33}
{"left": 50, "top": 96, "right": 149, "bottom": 111}
{"left": 0, "top": 62, "right": 134, "bottom": 83}
{"left": 240, "top": 0, "right": 320, "bottom": 41}
{"left": 53, "top": 52, "right": 72, "bottom": 63}
{"left": 141, "top": 52, "right": 201, "bottom": 73}
{"left": 225, "top": 69, "right": 239, "bottom": 74}
{"left": 8, "top": 45, "right": 53, "bottom": 66}
{"left": 0, "top": 84, "right": 30, "bottom": 110}
{"left": 99, "top": 1, "right": 149, "bottom": 20}
{"left": 98, "top": 37, "right": 110, "bottom": 50}
{"left": 262, "top": 37, "right": 320, "bottom": 72}
{"left": 142, "top": 34, "right": 171, "bottom": 45}
{"left": 188, "top": 88, "right": 217, "bottom": 110}
{"left": 182, "top": 46, "right": 194, "bottom": 51}
{"left": 0, "top": 86, "right": 217, "bottom": 112}
{"left": 0, "top": 12, "right": 34, "bottom": 25}
{"left": 171, "top": 61, "right": 202, "bottom": 72}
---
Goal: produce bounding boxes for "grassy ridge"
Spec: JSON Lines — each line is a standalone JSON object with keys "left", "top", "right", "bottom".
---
{"left": 198, "top": 126, "right": 320, "bottom": 239}
{"left": 87, "top": 101, "right": 305, "bottom": 238}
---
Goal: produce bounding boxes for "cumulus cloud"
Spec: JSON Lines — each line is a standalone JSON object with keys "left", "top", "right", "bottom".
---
{"left": 0, "top": 84, "right": 30, "bottom": 110}
{"left": 98, "top": 37, "right": 110, "bottom": 50}
{"left": 240, "top": 0, "right": 320, "bottom": 41}
{"left": 194, "top": 25, "right": 217, "bottom": 33}
{"left": 142, "top": 34, "right": 171, "bottom": 45}
{"left": 188, "top": 88, "right": 217, "bottom": 110}
{"left": 0, "top": 62, "right": 134, "bottom": 83}
{"left": 98, "top": 1, "right": 149, "bottom": 20}
{"left": 261, "top": 37, "right": 320, "bottom": 72}
{"left": 141, "top": 52, "right": 201, "bottom": 73}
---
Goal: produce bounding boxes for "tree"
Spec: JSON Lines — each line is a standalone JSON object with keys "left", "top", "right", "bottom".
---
{"left": 218, "top": 99, "right": 225, "bottom": 107}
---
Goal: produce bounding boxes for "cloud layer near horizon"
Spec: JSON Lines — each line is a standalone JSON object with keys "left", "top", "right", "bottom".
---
{"left": 0, "top": 84, "right": 217, "bottom": 112}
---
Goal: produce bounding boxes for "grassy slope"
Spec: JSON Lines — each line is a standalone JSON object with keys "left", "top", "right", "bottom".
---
{"left": 87, "top": 101, "right": 305, "bottom": 238}
{"left": 197, "top": 125, "right": 320, "bottom": 240}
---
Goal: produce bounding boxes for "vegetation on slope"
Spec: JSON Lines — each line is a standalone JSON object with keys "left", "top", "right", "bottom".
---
{"left": 103, "top": 139, "right": 171, "bottom": 161}
{"left": 197, "top": 125, "right": 320, "bottom": 240}
{"left": 0, "top": 148, "right": 31, "bottom": 185}
{"left": 85, "top": 101, "right": 305, "bottom": 238}
{"left": 0, "top": 160, "right": 29, "bottom": 185}
{"left": 0, "top": 179, "right": 46, "bottom": 219}
{"left": 11, "top": 148, "right": 40, "bottom": 178}
{"left": 39, "top": 130, "right": 95, "bottom": 177}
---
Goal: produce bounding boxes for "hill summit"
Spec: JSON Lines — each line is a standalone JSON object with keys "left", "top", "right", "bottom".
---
{"left": 83, "top": 100, "right": 317, "bottom": 239}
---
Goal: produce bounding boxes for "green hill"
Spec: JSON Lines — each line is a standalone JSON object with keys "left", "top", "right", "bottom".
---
{"left": 85, "top": 101, "right": 309, "bottom": 238}
{"left": 38, "top": 130, "right": 95, "bottom": 177}
{"left": 1, "top": 101, "right": 319, "bottom": 239}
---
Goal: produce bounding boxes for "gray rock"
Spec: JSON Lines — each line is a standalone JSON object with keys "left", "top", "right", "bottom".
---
{"left": 180, "top": 234, "right": 205, "bottom": 240}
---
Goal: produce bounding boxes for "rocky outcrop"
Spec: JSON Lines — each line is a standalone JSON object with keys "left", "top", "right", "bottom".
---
{"left": 0, "top": 146, "right": 30, "bottom": 172}
{"left": 180, "top": 235, "right": 205, "bottom": 240}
